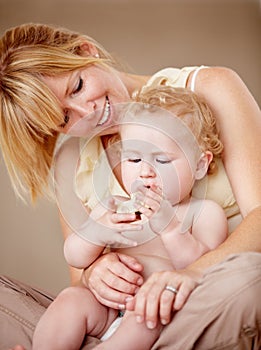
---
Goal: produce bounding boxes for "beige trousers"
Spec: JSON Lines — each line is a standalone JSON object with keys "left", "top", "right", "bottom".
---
{"left": 0, "top": 252, "right": 260, "bottom": 350}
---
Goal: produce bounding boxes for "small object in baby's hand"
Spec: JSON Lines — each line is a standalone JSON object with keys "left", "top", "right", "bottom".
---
{"left": 116, "top": 193, "right": 141, "bottom": 220}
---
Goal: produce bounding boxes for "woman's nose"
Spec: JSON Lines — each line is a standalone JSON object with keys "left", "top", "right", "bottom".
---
{"left": 70, "top": 100, "right": 96, "bottom": 119}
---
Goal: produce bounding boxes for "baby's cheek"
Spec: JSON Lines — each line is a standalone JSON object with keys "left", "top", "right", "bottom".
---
{"left": 159, "top": 171, "right": 180, "bottom": 202}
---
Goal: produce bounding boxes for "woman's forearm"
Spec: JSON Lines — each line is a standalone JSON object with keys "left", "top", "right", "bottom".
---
{"left": 187, "top": 205, "right": 261, "bottom": 273}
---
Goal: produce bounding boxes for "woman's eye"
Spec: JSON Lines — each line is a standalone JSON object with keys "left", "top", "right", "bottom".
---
{"left": 73, "top": 77, "right": 83, "bottom": 94}
{"left": 59, "top": 114, "right": 70, "bottom": 128}
{"left": 128, "top": 158, "right": 141, "bottom": 163}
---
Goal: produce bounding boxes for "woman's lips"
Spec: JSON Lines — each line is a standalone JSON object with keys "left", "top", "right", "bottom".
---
{"left": 97, "top": 96, "right": 111, "bottom": 126}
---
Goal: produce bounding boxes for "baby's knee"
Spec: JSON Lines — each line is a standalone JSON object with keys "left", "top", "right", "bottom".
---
{"left": 54, "top": 286, "right": 91, "bottom": 308}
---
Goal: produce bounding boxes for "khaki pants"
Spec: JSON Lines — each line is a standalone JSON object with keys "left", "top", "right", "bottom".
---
{"left": 1, "top": 253, "right": 261, "bottom": 350}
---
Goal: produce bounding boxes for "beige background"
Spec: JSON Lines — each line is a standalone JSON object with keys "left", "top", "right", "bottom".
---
{"left": 0, "top": 0, "right": 260, "bottom": 295}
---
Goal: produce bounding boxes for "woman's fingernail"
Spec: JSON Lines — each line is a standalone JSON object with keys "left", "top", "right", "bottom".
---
{"left": 125, "top": 296, "right": 133, "bottom": 303}
{"left": 118, "top": 304, "right": 125, "bottom": 310}
{"left": 146, "top": 321, "right": 155, "bottom": 329}
{"left": 137, "top": 277, "right": 143, "bottom": 285}
{"left": 136, "top": 315, "right": 143, "bottom": 323}
{"left": 161, "top": 319, "right": 168, "bottom": 325}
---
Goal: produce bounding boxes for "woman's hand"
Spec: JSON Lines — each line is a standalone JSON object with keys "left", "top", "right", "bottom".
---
{"left": 126, "top": 268, "right": 202, "bottom": 329}
{"left": 83, "top": 252, "right": 144, "bottom": 309}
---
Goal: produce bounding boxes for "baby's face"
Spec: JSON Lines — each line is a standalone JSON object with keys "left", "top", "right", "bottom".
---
{"left": 120, "top": 124, "right": 198, "bottom": 205}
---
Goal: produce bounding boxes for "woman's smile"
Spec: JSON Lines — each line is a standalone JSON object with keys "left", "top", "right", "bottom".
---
{"left": 97, "top": 96, "right": 111, "bottom": 126}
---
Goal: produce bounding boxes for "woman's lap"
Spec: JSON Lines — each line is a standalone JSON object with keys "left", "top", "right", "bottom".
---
{"left": 152, "top": 252, "right": 261, "bottom": 350}
{"left": 1, "top": 252, "right": 260, "bottom": 350}
{"left": 0, "top": 276, "right": 101, "bottom": 350}
{"left": 0, "top": 275, "right": 53, "bottom": 349}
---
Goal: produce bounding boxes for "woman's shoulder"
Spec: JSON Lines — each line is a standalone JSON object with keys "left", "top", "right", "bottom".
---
{"left": 144, "top": 66, "right": 198, "bottom": 89}
{"left": 146, "top": 66, "right": 240, "bottom": 92}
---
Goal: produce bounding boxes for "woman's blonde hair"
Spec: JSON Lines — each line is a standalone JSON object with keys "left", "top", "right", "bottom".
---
{"left": 133, "top": 86, "right": 223, "bottom": 174}
{"left": 0, "top": 23, "right": 117, "bottom": 202}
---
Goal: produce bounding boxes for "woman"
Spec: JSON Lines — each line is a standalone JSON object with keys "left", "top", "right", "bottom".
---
{"left": 0, "top": 23, "right": 260, "bottom": 349}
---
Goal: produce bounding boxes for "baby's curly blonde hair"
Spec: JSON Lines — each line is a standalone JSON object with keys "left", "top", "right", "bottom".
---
{"left": 132, "top": 86, "right": 223, "bottom": 174}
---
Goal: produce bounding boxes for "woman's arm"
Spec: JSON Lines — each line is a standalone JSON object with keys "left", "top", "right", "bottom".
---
{"left": 128, "top": 67, "right": 261, "bottom": 327}
{"left": 186, "top": 66, "right": 261, "bottom": 271}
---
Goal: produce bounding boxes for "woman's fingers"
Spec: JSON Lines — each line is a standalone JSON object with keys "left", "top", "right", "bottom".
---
{"left": 159, "top": 288, "right": 176, "bottom": 325}
{"left": 117, "top": 252, "right": 144, "bottom": 274}
{"left": 89, "top": 278, "right": 132, "bottom": 309}
{"left": 133, "top": 269, "right": 200, "bottom": 328}
{"left": 85, "top": 253, "right": 143, "bottom": 308}
{"left": 134, "top": 274, "right": 162, "bottom": 328}
{"left": 173, "top": 275, "right": 197, "bottom": 310}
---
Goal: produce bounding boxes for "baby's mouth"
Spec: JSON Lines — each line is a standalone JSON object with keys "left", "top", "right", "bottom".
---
{"left": 97, "top": 96, "right": 111, "bottom": 125}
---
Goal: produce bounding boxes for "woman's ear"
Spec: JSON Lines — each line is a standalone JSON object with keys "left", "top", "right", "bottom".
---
{"left": 79, "top": 42, "right": 99, "bottom": 57}
{"left": 195, "top": 151, "right": 213, "bottom": 180}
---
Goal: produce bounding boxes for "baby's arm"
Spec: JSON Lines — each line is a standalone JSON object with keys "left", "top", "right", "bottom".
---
{"left": 189, "top": 199, "right": 228, "bottom": 250}
{"left": 157, "top": 199, "right": 228, "bottom": 269}
{"left": 64, "top": 232, "right": 104, "bottom": 269}
{"left": 136, "top": 185, "right": 228, "bottom": 268}
{"left": 64, "top": 196, "right": 143, "bottom": 269}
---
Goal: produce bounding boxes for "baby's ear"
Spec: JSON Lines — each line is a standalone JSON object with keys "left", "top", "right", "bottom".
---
{"left": 195, "top": 151, "right": 213, "bottom": 180}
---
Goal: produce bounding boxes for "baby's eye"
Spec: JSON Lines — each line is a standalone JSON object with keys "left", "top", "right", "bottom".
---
{"left": 73, "top": 77, "right": 83, "bottom": 95}
{"left": 156, "top": 158, "right": 171, "bottom": 164}
{"left": 59, "top": 114, "right": 70, "bottom": 128}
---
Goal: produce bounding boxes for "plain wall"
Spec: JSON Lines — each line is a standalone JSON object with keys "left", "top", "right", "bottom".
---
{"left": 0, "top": 0, "right": 260, "bottom": 295}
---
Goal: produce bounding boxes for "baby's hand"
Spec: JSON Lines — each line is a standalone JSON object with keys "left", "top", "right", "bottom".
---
{"left": 131, "top": 185, "right": 162, "bottom": 218}
{"left": 150, "top": 199, "right": 180, "bottom": 234}
{"left": 132, "top": 185, "right": 179, "bottom": 234}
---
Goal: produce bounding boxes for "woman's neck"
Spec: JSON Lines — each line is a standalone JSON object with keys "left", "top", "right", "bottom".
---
{"left": 119, "top": 72, "right": 150, "bottom": 97}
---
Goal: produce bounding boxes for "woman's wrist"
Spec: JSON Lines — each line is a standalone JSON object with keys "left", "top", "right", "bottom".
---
{"left": 80, "top": 247, "right": 111, "bottom": 288}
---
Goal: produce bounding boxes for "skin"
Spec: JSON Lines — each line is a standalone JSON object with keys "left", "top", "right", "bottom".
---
{"left": 31, "top": 120, "right": 227, "bottom": 350}
{"left": 120, "top": 123, "right": 200, "bottom": 205}
{"left": 43, "top": 63, "right": 261, "bottom": 328}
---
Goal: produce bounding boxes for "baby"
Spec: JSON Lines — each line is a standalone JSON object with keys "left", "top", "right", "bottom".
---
{"left": 32, "top": 86, "right": 228, "bottom": 350}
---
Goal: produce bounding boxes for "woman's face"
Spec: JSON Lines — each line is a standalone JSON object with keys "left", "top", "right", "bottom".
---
{"left": 42, "top": 64, "right": 130, "bottom": 137}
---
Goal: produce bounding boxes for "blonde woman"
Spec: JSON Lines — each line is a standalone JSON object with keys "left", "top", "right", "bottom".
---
{"left": 0, "top": 23, "right": 260, "bottom": 349}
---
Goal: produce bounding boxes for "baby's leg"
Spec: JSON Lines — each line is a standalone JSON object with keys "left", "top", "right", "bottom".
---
{"left": 94, "top": 310, "right": 162, "bottom": 350}
{"left": 33, "top": 286, "right": 118, "bottom": 350}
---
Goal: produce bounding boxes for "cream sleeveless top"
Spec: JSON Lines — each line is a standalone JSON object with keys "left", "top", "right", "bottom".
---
{"left": 75, "top": 66, "right": 240, "bottom": 226}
